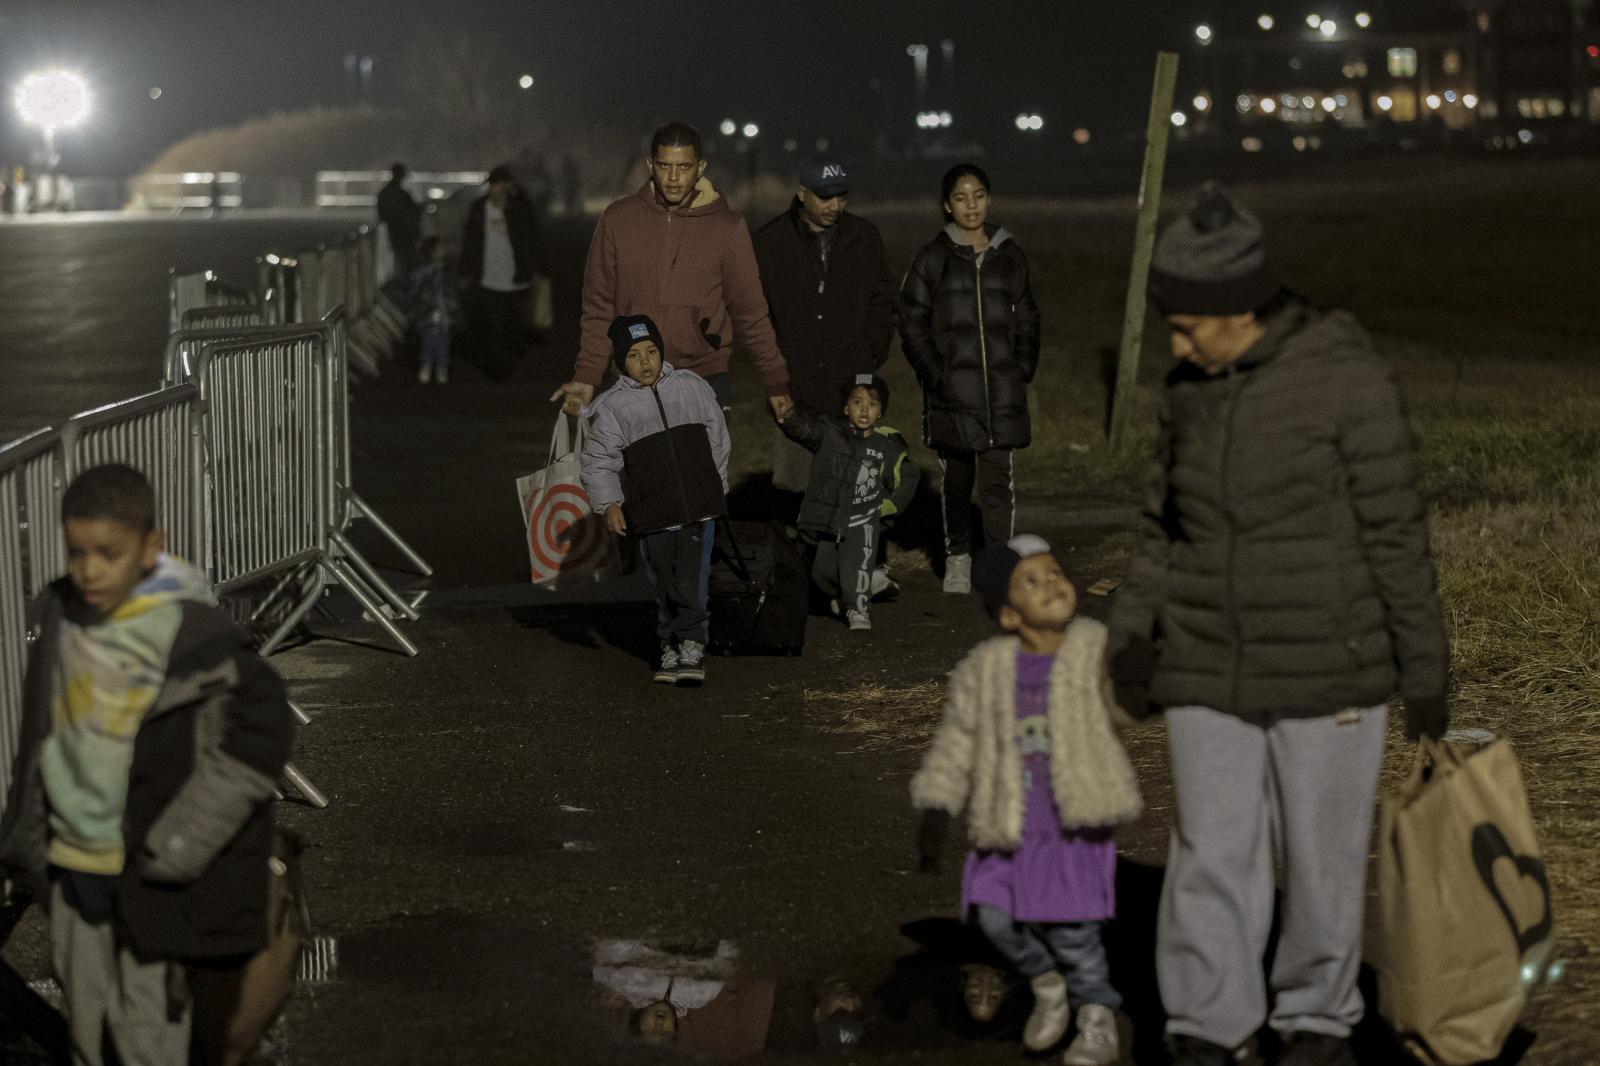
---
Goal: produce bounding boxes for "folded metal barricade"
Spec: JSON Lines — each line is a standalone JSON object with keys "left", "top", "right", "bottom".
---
{"left": 54, "top": 388, "right": 328, "bottom": 808}
{"left": 0, "top": 428, "right": 60, "bottom": 817}
{"left": 355, "top": 225, "right": 408, "bottom": 350}
{"left": 256, "top": 255, "right": 299, "bottom": 326}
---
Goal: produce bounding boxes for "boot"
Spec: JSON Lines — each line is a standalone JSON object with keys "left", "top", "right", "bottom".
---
{"left": 1023, "top": 970, "right": 1069, "bottom": 1052}
{"left": 1062, "top": 1003, "right": 1120, "bottom": 1065}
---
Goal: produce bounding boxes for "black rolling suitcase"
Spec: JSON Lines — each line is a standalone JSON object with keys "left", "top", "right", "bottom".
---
{"left": 708, "top": 520, "right": 809, "bottom": 656}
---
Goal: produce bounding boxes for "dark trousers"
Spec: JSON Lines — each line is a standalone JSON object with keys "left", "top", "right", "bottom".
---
{"left": 938, "top": 448, "right": 1015, "bottom": 556}
{"left": 639, "top": 520, "right": 714, "bottom": 646}
{"left": 468, "top": 287, "right": 527, "bottom": 381}
{"left": 812, "top": 517, "right": 879, "bottom": 613}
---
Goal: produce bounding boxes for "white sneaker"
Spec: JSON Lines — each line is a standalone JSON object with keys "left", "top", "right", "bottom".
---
{"left": 846, "top": 608, "right": 871, "bottom": 632}
{"left": 1061, "top": 1003, "right": 1120, "bottom": 1065}
{"left": 942, "top": 553, "right": 972, "bottom": 594}
{"left": 676, "top": 640, "right": 706, "bottom": 685}
{"left": 435, "top": 365, "right": 449, "bottom": 384}
{"left": 653, "top": 645, "right": 680, "bottom": 684}
{"left": 1023, "top": 971, "right": 1069, "bottom": 1052}
{"left": 416, "top": 364, "right": 433, "bottom": 384}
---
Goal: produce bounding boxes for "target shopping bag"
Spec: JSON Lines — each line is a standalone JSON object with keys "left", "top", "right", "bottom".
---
{"left": 517, "top": 413, "right": 622, "bottom": 587}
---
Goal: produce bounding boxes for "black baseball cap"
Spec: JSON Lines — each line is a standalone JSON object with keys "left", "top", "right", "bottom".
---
{"left": 801, "top": 153, "right": 850, "bottom": 199}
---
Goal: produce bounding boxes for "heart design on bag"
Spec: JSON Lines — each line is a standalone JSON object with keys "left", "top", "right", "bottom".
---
{"left": 1470, "top": 823, "right": 1553, "bottom": 957}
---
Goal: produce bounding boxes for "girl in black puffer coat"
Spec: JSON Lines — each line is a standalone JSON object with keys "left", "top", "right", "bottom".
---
{"left": 898, "top": 164, "right": 1041, "bottom": 593}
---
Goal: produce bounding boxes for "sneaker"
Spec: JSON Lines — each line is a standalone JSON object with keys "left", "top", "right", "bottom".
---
{"left": 869, "top": 565, "right": 900, "bottom": 599}
{"left": 676, "top": 639, "right": 706, "bottom": 685}
{"left": 1278, "top": 1032, "right": 1355, "bottom": 1066}
{"left": 416, "top": 364, "right": 433, "bottom": 384}
{"left": 846, "top": 608, "right": 872, "bottom": 632}
{"left": 1022, "top": 971, "right": 1069, "bottom": 1052}
{"left": 435, "top": 365, "right": 449, "bottom": 384}
{"left": 829, "top": 598, "right": 841, "bottom": 618}
{"left": 1062, "top": 1003, "right": 1120, "bottom": 1065}
{"left": 1167, "top": 1033, "right": 1240, "bottom": 1066}
{"left": 653, "top": 645, "right": 679, "bottom": 684}
{"left": 942, "top": 553, "right": 972, "bottom": 594}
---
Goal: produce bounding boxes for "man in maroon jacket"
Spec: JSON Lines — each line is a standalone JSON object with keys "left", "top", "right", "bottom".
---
{"left": 551, "top": 122, "right": 793, "bottom": 422}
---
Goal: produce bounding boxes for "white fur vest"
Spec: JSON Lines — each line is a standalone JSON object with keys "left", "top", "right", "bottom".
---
{"left": 909, "top": 618, "right": 1143, "bottom": 849}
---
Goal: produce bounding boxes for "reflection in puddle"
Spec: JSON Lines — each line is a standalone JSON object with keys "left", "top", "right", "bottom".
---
{"left": 592, "top": 939, "right": 777, "bottom": 1058}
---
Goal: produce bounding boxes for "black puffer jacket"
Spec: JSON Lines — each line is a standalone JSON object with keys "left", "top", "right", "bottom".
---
{"left": 1107, "top": 301, "right": 1450, "bottom": 720}
{"left": 778, "top": 411, "right": 920, "bottom": 536}
{"left": 897, "top": 224, "right": 1041, "bottom": 452}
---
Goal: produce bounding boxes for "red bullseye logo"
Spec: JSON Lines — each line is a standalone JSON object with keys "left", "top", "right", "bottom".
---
{"left": 526, "top": 482, "right": 615, "bottom": 579}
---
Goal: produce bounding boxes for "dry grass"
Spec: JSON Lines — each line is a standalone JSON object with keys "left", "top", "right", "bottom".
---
{"left": 802, "top": 680, "right": 948, "bottom": 753}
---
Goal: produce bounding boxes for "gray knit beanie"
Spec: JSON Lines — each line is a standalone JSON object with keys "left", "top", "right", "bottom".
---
{"left": 1149, "top": 181, "right": 1280, "bottom": 315}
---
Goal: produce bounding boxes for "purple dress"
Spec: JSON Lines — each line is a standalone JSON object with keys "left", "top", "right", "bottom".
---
{"left": 960, "top": 651, "right": 1117, "bottom": 923}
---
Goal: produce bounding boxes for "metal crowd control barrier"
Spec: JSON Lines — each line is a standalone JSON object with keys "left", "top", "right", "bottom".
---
{"left": 168, "top": 269, "right": 253, "bottom": 334}
{"left": 256, "top": 255, "right": 299, "bottom": 325}
{"left": 180, "top": 304, "right": 265, "bottom": 331}
{"left": 60, "top": 387, "right": 207, "bottom": 569}
{"left": 194, "top": 328, "right": 418, "bottom": 657}
{"left": 0, "top": 428, "right": 60, "bottom": 817}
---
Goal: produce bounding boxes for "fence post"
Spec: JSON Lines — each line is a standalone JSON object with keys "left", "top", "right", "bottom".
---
{"left": 1109, "top": 51, "right": 1181, "bottom": 452}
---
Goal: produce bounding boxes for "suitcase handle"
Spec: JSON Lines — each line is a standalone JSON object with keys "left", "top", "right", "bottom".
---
{"left": 714, "top": 517, "right": 755, "bottom": 585}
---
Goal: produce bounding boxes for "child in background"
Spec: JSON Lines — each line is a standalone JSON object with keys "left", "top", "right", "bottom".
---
{"left": 410, "top": 236, "right": 460, "bottom": 384}
{"left": 0, "top": 464, "right": 295, "bottom": 1066}
{"left": 581, "top": 314, "right": 730, "bottom": 685}
{"left": 910, "top": 535, "right": 1142, "bottom": 1064}
{"left": 777, "top": 373, "right": 919, "bottom": 632}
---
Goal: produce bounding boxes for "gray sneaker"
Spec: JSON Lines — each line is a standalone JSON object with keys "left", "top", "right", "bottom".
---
{"left": 846, "top": 608, "right": 872, "bottom": 632}
{"left": 869, "top": 565, "right": 899, "bottom": 598}
{"left": 942, "top": 553, "right": 972, "bottom": 594}
{"left": 676, "top": 640, "right": 706, "bottom": 685}
{"left": 653, "top": 645, "right": 680, "bottom": 684}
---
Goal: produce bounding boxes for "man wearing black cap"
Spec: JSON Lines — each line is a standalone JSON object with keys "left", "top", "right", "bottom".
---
{"left": 460, "top": 164, "right": 544, "bottom": 381}
{"left": 753, "top": 153, "right": 897, "bottom": 518}
{"left": 1106, "top": 183, "right": 1450, "bottom": 1066}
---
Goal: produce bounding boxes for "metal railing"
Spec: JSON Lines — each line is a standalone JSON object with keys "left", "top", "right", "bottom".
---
{"left": 0, "top": 429, "right": 59, "bottom": 814}
{"left": 168, "top": 269, "right": 253, "bottom": 334}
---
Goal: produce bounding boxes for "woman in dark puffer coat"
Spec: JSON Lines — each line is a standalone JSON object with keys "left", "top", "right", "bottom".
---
{"left": 898, "top": 164, "right": 1041, "bottom": 594}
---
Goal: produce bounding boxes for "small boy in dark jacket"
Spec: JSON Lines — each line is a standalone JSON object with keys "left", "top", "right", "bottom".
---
{"left": 778, "top": 373, "right": 920, "bottom": 631}
{"left": 409, "top": 236, "right": 460, "bottom": 384}
{"left": 581, "top": 314, "right": 731, "bottom": 684}
{"left": 0, "top": 464, "right": 295, "bottom": 1066}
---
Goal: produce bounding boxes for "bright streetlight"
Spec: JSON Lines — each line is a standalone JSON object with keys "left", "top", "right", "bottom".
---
{"left": 1425, "top": 94, "right": 1442, "bottom": 110}
{"left": 1014, "top": 113, "right": 1044, "bottom": 131}
{"left": 1376, "top": 94, "right": 1394, "bottom": 112}
{"left": 1355, "top": 11, "right": 1372, "bottom": 27}
{"left": 1195, "top": 24, "right": 1214, "bottom": 43}
{"left": 741, "top": 122, "right": 759, "bottom": 138}
{"left": 1261, "top": 97, "right": 1278, "bottom": 113}
{"left": 518, "top": 73, "right": 534, "bottom": 89}
{"left": 14, "top": 70, "right": 91, "bottom": 170}
{"left": 1257, "top": 13, "right": 1275, "bottom": 29}
{"left": 1463, "top": 93, "right": 1479, "bottom": 109}
{"left": 1319, "top": 19, "right": 1338, "bottom": 36}
{"left": 1193, "top": 93, "right": 1212, "bottom": 112}
{"left": 719, "top": 118, "right": 737, "bottom": 136}
{"left": 1171, "top": 110, "right": 1188, "bottom": 127}
{"left": 1306, "top": 13, "right": 1322, "bottom": 28}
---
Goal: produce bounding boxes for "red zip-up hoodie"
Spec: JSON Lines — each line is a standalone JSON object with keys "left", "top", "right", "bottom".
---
{"left": 574, "top": 179, "right": 791, "bottom": 397}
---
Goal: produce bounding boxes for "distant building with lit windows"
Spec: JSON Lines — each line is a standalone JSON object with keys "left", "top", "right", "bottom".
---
{"left": 1182, "top": 1, "right": 1599, "bottom": 141}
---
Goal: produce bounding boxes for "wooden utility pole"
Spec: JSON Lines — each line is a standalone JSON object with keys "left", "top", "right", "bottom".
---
{"left": 1109, "top": 51, "right": 1181, "bottom": 451}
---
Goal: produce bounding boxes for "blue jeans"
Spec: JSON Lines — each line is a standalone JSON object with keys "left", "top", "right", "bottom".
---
{"left": 420, "top": 325, "right": 450, "bottom": 371}
{"left": 973, "top": 904, "right": 1121, "bottom": 1008}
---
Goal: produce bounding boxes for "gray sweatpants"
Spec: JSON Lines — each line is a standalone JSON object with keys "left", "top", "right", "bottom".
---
{"left": 52, "top": 881, "right": 190, "bottom": 1066}
{"left": 1158, "top": 705, "right": 1387, "bottom": 1050}
{"left": 812, "top": 517, "right": 878, "bottom": 614}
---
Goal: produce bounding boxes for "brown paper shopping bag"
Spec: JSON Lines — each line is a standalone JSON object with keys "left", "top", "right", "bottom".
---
{"left": 1375, "top": 736, "right": 1553, "bottom": 1065}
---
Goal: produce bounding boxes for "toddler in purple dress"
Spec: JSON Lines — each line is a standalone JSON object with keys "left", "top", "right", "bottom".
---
{"left": 911, "top": 535, "right": 1143, "bottom": 1064}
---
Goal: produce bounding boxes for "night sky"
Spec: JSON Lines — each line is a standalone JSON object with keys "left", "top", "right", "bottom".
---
{"left": 0, "top": 1, "right": 1200, "bottom": 174}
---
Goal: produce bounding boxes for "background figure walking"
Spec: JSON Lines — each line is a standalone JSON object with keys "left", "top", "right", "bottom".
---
{"left": 378, "top": 162, "right": 422, "bottom": 280}
{"left": 460, "top": 164, "right": 544, "bottom": 382}
{"left": 898, "top": 164, "right": 1040, "bottom": 595}
{"left": 409, "top": 236, "right": 459, "bottom": 385}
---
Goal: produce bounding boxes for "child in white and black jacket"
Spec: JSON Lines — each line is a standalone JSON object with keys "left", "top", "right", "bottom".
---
{"left": 911, "top": 535, "right": 1141, "bottom": 1065}
{"left": 581, "top": 314, "right": 730, "bottom": 685}
{"left": 777, "top": 373, "right": 919, "bottom": 632}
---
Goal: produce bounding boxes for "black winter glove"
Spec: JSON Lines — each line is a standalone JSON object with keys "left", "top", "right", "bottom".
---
{"left": 1404, "top": 694, "right": 1450, "bottom": 742}
{"left": 916, "top": 809, "right": 951, "bottom": 874}
{"left": 1108, "top": 636, "right": 1159, "bottom": 721}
